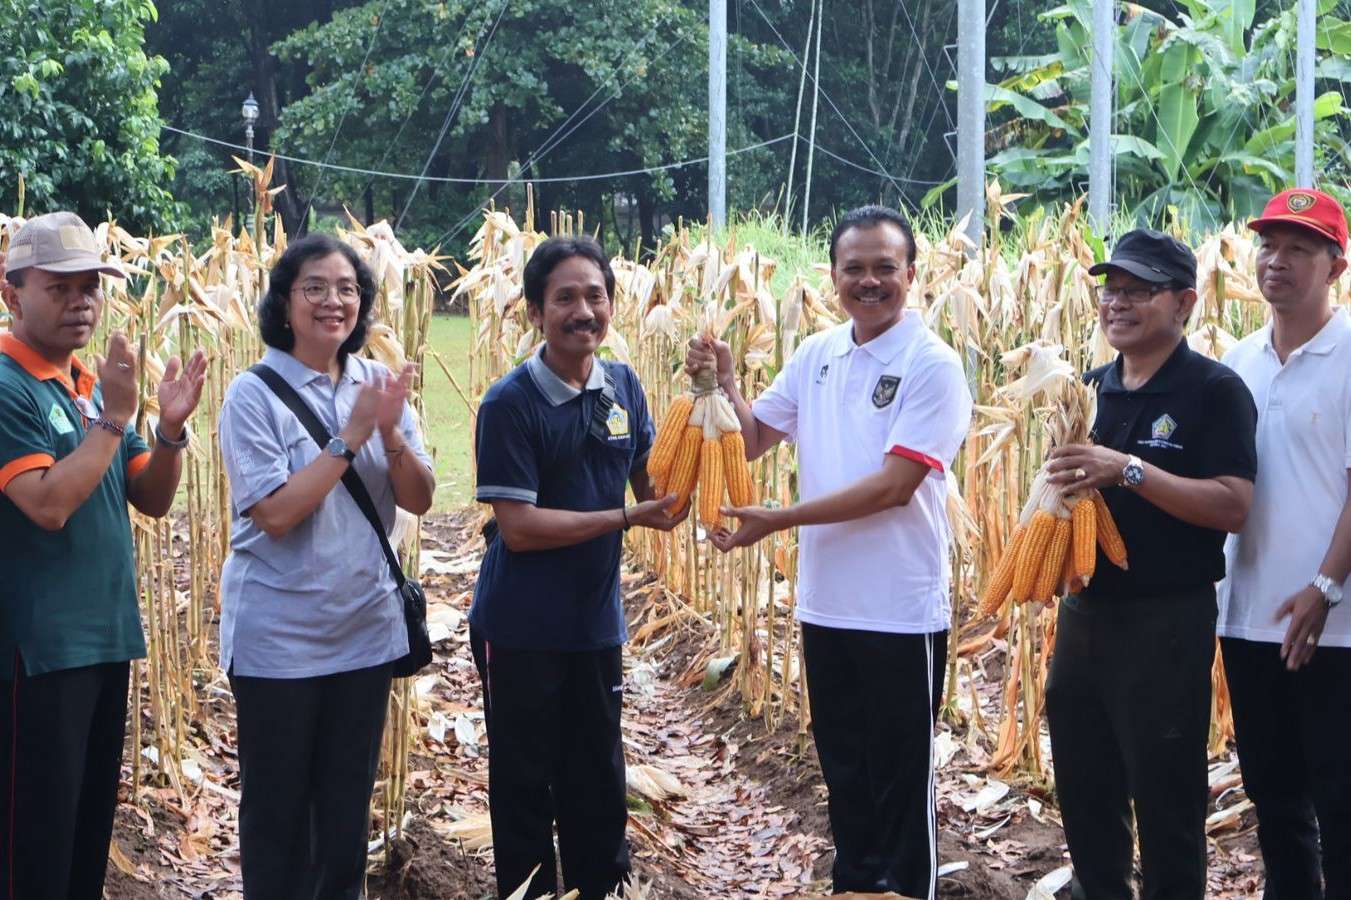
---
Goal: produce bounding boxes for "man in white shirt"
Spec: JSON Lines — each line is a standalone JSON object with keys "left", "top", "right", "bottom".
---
{"left": 1218, "top": 188, "right": 1351, "bottom": 899}
{"left": 686, "top": 205, "right": 972, "bottom": 899}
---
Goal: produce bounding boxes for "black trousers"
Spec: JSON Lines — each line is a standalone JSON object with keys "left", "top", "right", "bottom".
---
{"left": 470, "top": 629, "right": 629, "bottom": 900}
{"left": 0, "top": 658, "right": 129, "bottom": 900}
{"left": 1222, "top": 637, "right": 1351, "bottom": 900}
{"left": 229, "top": 661, "right": 393, "bottom": 900}
{"left": 1045, "top": 588, "right": 1216, "bottom": 900}
{"left": 800, "top": 623, "right": 947, "bottom": 899}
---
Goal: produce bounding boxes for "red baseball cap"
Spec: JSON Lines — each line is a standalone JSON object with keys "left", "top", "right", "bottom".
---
{"left": 1248, "top": 188, "right": 1348, "bottom": 251}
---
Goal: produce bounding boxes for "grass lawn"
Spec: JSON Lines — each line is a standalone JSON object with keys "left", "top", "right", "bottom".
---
{"left": 424, "top": 314, "right": 474, "bottom": 510}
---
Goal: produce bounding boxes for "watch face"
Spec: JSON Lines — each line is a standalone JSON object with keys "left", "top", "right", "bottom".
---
{"left": 327, "top": 437, "right": 348, "bottom": 457}
{"left": 1124, "top": 464, "right": 1145, "bottom": 487}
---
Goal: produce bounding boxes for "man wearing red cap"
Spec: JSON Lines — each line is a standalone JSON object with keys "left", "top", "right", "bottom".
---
{"left": 1218, "top": 188, "right": 1351, "bottom": 899}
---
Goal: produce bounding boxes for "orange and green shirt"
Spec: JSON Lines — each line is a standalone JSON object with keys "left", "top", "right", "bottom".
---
{"left": 0, "top": 333, "right": 151, "bottom": 677}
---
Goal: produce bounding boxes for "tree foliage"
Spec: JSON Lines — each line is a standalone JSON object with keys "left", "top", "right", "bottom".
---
{"left": 974, "top": 0, "right": 1351, "bottom": 229}
{"left": 0, "top": 0, "right": 179, "bottom": 230}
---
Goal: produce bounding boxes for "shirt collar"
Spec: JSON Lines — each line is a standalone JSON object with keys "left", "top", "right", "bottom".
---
{"left": 1261, "top": 306, "right": 1350, "bottom": 358}
{"left": 1099, "top": 337, "right": 1192, "bottom": 396}
{"left": 262, "top": 347, "right": 366, "bottom": 389}
{"left": 828, "top": 311, "right": 920, "bottom": 362}
{"left": 526, "top": 346, "right": 605, "bottom": 407}
{"left": 0, "top": 332, "right": 97, "bottom": 399}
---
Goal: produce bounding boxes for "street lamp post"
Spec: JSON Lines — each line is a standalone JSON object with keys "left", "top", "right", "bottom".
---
{"left": 242, "top": 92, "right": 260, "bottom": 164}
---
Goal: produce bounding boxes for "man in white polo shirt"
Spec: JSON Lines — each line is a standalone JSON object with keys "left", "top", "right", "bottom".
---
{"left": 1218, "top": 188, "right": 1351, "bottom": 899}
{"left": 686, "top": 205, "right": 972, "bottom": 899}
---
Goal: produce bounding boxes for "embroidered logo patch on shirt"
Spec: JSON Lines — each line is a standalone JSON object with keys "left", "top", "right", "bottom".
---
{"left": 816, "top": 364, "right": 830, "bottom": 385}
{"left": 48, "top": 403, "right": 75, "bottom": 435}
{"left": 872, "top": 375, "right": 901, "bottom": 408}
{"left": 1139, "top": 413, "right": 1183, "bottom": 450}
{"left": 606, "top": 404, "right": 630, "bottom": 439}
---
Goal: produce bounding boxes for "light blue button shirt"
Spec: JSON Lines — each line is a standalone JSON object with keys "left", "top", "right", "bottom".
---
{"left": 217, "top": 348, "right": 434, "bottom": 678}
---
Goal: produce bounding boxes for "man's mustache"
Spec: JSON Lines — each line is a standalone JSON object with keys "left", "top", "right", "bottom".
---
{"left": 563, "top": 321, "right": 601, "bottom": 334}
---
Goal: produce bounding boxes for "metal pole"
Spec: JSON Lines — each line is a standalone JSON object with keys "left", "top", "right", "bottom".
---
{"left": 801, "top": 0, "right": 824, "bottom": 235}
{"left": 245, "top": 123, "right": 255, "bottom": 164}
{"left": 956, "top": 0, "right": 986, "bottom": 249}
{"left": 1089, "top": 0, "right": 1114, "bottom": 231}
{"left": 1296, "top": 0, "right": 1315, "bottom": 187}
{"left": 709, "top": 0, "right": 727, "bottom": 230}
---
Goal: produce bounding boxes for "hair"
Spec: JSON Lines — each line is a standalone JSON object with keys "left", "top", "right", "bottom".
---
{"left": 5, "top": 270, "right": 24, "bottom": 288}
{"left": 1330, "top": 240, "right": 1345, "bottom": 260}
{"left": 522, "top": 235, "right": 615, "bottom": 311}
{"left": 828, "top": 205, "right": 918, "bottom": 267}
{"left": 257, "top": 233, "right": 376, "bottom": 367}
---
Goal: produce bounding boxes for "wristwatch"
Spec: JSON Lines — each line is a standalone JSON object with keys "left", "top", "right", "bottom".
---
{"left": 1120, "top": 454, "right": 1145, "bottom": 488}
{"left": 325, "top": 436, "right": 356, "bottom": 463}
{"left": 1312, "top": 574, "right": 1343, "bottom": 608}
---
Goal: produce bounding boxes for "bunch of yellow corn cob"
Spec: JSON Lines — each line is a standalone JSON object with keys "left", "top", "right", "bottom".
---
{"left": 646, "top": 366, "right": 755, "bottom": 530}
{"left": 978, "top": 376, "right": 1128, "bottom": 618}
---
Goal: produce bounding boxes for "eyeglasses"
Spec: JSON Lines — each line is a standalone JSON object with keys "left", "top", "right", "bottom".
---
{"left": 292, "top": 281, "right": 360, "bottom": 305}
{"left": 1094, "top": 283, "right": 1178, "bottom": 305}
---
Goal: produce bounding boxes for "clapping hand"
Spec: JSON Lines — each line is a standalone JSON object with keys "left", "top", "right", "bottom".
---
{"left": 94, "top": 334, "right": 139, "bottom": 426}
{"left": 375, "top": 363, "right": 415, "bottom": 439}
{"left": 157, "top": 350, "right": 207, "bottom": 438}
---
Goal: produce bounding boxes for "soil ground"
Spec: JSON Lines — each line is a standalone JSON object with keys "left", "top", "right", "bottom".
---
{"left": 104, "top": 509, "right": 1264, "bottom": 898}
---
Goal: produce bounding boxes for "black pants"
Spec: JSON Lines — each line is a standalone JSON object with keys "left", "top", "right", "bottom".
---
{"left": 470, "top": 629, "right": 629, "bottom": 900}
{"left": 229, "top": 661, "right": 393, "bottom": 900}
{"left": 1045, "top": 589, "right": 1216, "bottom": 900}
{"left": 800, "top": 623, "right": 947, "bottom": 898}
{"left": 0, "top": 658, "right": 129, "bottom": 900}
{"left": 1222, "top": 638, "right": 1351, "bottom": 900}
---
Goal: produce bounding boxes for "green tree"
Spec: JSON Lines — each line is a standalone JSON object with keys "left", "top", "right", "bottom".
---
{"left": 0, "top": 0, "right": 179, "bottom": 230}
{"left": 967, "top": 0, "right": 1351, "bottom": 229}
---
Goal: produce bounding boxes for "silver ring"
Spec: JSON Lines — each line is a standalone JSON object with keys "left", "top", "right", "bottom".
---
{"left": 1074, "top": 468, "right": 1087, "bottom": 480}
{"left": 1307, "top": 634, "right": 1318, "bottom": 646}
{"left": 116, "top": 362, "right": 132, "bottom": 370}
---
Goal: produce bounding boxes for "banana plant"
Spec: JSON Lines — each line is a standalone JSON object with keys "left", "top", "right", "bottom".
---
{"left": 929, "top": 0, "right": 1351, "bottom": 232}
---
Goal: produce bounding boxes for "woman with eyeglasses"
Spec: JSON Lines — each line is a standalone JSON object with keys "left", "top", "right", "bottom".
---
{"left": 217, "top": 234, "right": 435, "bottom": 899}
{"left": 1039, "top": 228, "right": 1257, "bottom": 900}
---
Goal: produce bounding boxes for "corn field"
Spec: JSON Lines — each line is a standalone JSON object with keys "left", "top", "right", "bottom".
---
{"left": 453, "top": 184, "right": 1350, "bottom": 788}
{"left": 2, "top": 169, "right": 1347, "bottom": 868}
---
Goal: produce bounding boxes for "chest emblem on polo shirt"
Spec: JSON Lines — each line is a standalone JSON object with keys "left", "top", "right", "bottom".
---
{"left": 1139, "top": 413, "right": 1184, "bottom": 450}
{"left": 816, "top": 364, "right": 829, "bottom": 385}
{"left": 872, "top": 375, "right": 901, "bottom": 408}
{"left": 48, "top": 403, "right": 75, "bottom": 435}
{"left": 606, "top": 404, "right": 630, "bottom": 439}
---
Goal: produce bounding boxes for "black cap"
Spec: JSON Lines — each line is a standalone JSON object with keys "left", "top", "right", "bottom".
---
{"left": 1088, "top": 228, "right": 1197, "bottom": 289}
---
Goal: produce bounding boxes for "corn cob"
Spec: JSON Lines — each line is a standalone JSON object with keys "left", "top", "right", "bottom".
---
{"left": 1034, "top": 516, "right": 1071, "bottom": 603}
{"left": 647, "top": 394, "right": 694, "bottom": 484}
{"left": 1071, "top": 495, "right": 1097, "bottom": 581}
{"left": 721, "top": 431, "right": 754, "bottom": 507}
{"left": 1059, "top": 529, "right": 1077, "bottom": 595}
{"left": 698, "top": 438, "right": 724, "bottom": 529}
{"left": 666, "top": 425, "right": 703, "bottom": 517}
{"left": 1091, "top": 490, "right": 1128, "bottom": 570}
{"left": 978, "top": 522, "right": 1026, "bottom": 618}
{"left": 1012, "top": 510, "right": 1056, "bottom": 602}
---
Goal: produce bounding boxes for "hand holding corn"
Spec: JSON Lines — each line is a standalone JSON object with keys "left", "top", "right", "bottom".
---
{"left": 1044, "top": 443, "right": 1132, "bottom": 493}
{"left": 646, "top": 333, "right": 756, "bottom": 531}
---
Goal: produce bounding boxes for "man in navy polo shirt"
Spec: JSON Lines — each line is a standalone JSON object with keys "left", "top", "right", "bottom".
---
{"left": 1045, "top": 230, "right": 1257, "bottom": 899}
{"left": 470, "top": 235, "right": 687, "bottom": 900}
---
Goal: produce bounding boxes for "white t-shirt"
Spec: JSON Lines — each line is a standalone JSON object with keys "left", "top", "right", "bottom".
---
{"left": 1218, "top": 308, "right": 1351, "bottom": 647}
{"left": 752, "top": 312, "right": 973, "bottom": 634}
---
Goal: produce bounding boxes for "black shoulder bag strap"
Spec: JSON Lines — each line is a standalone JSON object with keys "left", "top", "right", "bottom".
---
{"left": 247, "top": 364, "right": 405, "bottom": 587}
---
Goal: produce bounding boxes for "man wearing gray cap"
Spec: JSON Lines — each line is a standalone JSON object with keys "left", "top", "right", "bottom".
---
{"left": 0, "top": 212, "right": 206, "bottom": 900}
{"left": 1043, "top": 229, "right": 1258, "bottom": 899}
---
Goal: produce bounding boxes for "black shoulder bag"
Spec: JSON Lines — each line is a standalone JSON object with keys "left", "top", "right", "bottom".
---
{"left": 248, "top": 364, "right": 432, "bottom": 678}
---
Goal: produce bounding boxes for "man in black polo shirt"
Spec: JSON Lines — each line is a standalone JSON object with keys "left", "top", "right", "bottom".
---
{"left": 470, "top": 236, "right": 687, "bottom": 899}
{"left": 1044, "top": 229, "right": 1257, "bottom": 900}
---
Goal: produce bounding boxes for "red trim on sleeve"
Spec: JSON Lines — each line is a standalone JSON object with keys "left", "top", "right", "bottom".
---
{"left": 888, "top": 444, "right": 945, "bottom": 473}
{"left": 126, "top": 451, "right": 152, "bottom": 480}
